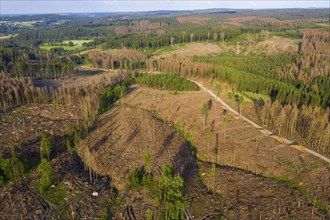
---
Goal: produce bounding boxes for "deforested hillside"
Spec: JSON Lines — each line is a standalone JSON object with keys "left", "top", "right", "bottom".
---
{"left": 78, "top": 106, "right": 196, "bottom": 189}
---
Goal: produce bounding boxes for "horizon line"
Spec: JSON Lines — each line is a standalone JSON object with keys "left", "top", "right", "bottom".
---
{"left": 2, "top": 7, "right": 329, "bottom": 16}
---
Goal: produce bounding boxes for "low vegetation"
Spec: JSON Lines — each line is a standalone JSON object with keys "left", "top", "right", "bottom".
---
{"left": 128, "top": 164, "right": 185, "bottom": 219}
{"left": 136, "top": 74, "right": 199, "bottom": 91}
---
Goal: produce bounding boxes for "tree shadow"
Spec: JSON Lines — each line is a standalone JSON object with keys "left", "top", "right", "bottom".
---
{"left": 74, "top": 69, "right": 105, "bottom": 76}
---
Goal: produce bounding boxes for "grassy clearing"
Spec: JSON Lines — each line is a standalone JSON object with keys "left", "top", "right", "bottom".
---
{"left": 317, "top": 23, "right": 330, "bottom": 27}
{"left": 40, "top": 39, "right": 93, "bottom": 51}
{"left": 62, "top": 40, "right": 93, "bottom": 47}
{"left": 242, "top": 91, "right": 271, "bottom": 102}
{"left": 0, "top": 34, "right": 17, "bottom": 40}
{"left": 13, "top": 21, "right": 40, "bottom": 27}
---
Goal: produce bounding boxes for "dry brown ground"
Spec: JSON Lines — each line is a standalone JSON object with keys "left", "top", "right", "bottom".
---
{"left": 200, "top": 162, "right": 328, "bottom": 219}
{"left": 254, "top": 36, "right": 297, "bottom": 55}
{"left": 32, "top": 67, "right": 120, "bottom": 88}
{"left": 77, "top": 101, "right": 328, "bottom": 218}
{"left": 123, "top": 86, "right": 330, "bottom": 214}
{"left": 0, "top": 103, "right": 82, "bottom": 165}
{"left": 177, "top": 16, "right": 209, "bottom": 25}
{"left": 218, "top": 36, "right": 297, "bottom": 56}
{"left": 154, "top": 43, "right": 221, "bottom": 59}
{"left": 220, "top": 16, "right": 288, "bottom": 27}
{"left": 78, "top": 106, "right": 195, "bottom": 190}
{"left": 0, "top": 152, "right": 114, "bottom": 219}
{"left": 78, "top": 105, "right": 223, "bottom": 218}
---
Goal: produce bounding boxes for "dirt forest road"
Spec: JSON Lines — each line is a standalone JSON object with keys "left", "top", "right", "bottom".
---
{"left": 190, "top": 79, "right": 330, "bottom": 164}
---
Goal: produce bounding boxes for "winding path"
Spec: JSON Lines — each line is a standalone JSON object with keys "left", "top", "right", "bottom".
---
{"left": 190, "top": 79, "right": 330, "bottom": 164}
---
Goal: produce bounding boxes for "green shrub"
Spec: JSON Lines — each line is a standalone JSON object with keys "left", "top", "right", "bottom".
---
{"left": 136, "top": 74, "right": 199, "bottom": 91}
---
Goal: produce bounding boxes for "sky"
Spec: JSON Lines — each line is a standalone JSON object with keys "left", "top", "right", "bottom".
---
{"left": 1, "top": 0, "right": 329, "bottom": 15}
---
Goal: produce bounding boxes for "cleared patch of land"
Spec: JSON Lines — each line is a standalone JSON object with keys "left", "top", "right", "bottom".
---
{"left": 0, "top": 151, "right": 114, "bottom": 219}
{"left": 78, "top": 106, "right": 195, "bottom": 189}
{"left": 13, "top": 21, "right": 41, "bottom": 27}
{"left": 177, "top": 16, "right": 209, "bottom": 25}
{"left": 32, "top": 67, "right": 120, "bottom": 88}
{"left": 254, "top": 36, "right": 297, "bottom": 55}
{"left": 221, "top": 16, "right": 286, "bottom": 27}
{"left": 200, "top": 162, "right": 328, "bottom": 219}
{"left": 78, "top": 105, "right": 223, "bottom": 218}
{"left": 221, "top": 36, "right": 297, "bottom": 55}
{"left": 123, "top": 85, "right": 330, "bottom": 213}
{"left": 154, "top": 43, "right": 221, "bottom": 59}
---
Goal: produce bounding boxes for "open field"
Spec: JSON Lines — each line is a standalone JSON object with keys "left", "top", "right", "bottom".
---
{"left": 13, "top": 21, "right": 41, "bottom": 27}
{"left": 0, "top": 34, "right": 17, "bottom": 40}
{"left": 40, "top": 40, "right": 93, "bottom": 51}
{"left": 152, "top": 36, "right": 296, "bottom": 59}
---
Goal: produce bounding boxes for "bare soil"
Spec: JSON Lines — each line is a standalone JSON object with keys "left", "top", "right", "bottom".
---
{"left": 77, "top": 100, "right": 328, "bottom": 219}
{"left": 1, "top": 71, "right": 329, "bottom": 219}
{"left": 0, "top": 103, "right": 82, "bottom": 166}
{"left": 78, "top": 106, "right": 196, "bottom": 190}
{"left": 200, "top": 162, "right": 328, "bottom": 219}
{"left": 255, "top": 36, "right": 297, "bottom": 55}
{"left": 123, "top": 85, "right": 330, "bottom": 214}
{"left": 154, "top": 43, "right": 221, "bottom": 59}
{"left": 32, "top": 67, "right": 120, "bottom": 88}
{"left": 218, "top": 36, "right": 297, "bottom": 55}
{"left": 78, "top": 105, "right": 223, "bottom": 218}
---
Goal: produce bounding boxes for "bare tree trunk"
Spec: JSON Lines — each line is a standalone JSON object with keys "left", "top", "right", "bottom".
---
{"left": 215, "top": 133, "right": 219, "bottom": 163}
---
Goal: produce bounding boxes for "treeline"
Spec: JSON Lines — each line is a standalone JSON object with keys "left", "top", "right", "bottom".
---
{"left": 147, "top": 57, "right": 325, "bottom": 107}
{"left": 100, "top": 78, "right": 134, "bottom": 112}
{"left": 0, "top": 47, "right": 78, "bottom": 78}
{"left": 12, "top": 24, "right": 115, "bottom": 46}
{"left": 85, "top": 49, "right": 147, "bottom": 70}
{"left": 136, "top": 73, "right": 199, "bottom": 91}
{"left": 0, "top": 72, "right": 122, "bottom": 129}
{"left": 284, "top": 28, "right": 330, "bottom": 82}
{"left": 0, "top": 73, "right": 49, "bottom": 113}
{"left": 102, "top": 28, "right": 254, "bottom": 49}
{"left": 128, "top": 164, "right": 185, "bottom": 219}
{"left": 147, "top": 58, "right": 212, "bottom": 78}
{"left": 193, "top": 53, "right": 329, "bottom": 108}
{"left": 194, "top": 54, "right": 295, "bottom": 81}
{"left": 259, "top": 102, "right": 330, "bottom": 156}
{"left": 114, "top": 19, "right": 168, "bottom": 35}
